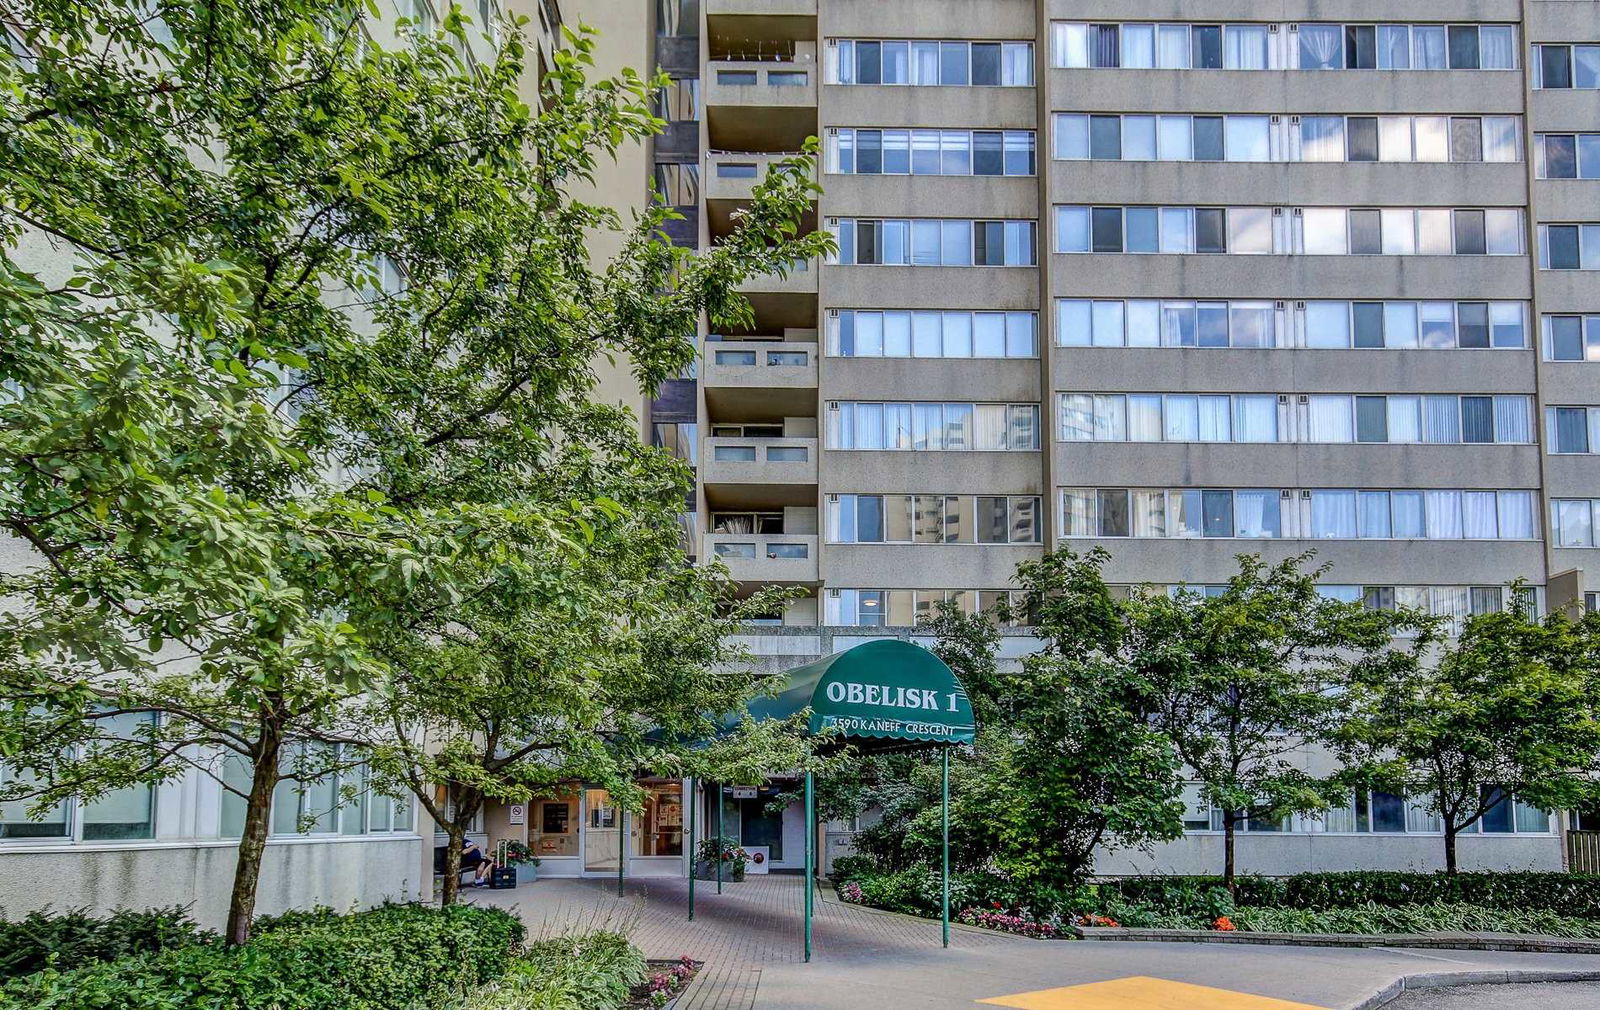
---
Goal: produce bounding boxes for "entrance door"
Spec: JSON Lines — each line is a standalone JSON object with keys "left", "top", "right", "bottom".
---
{"left": 583, "top": 788, "right": 621, "bottom": 874}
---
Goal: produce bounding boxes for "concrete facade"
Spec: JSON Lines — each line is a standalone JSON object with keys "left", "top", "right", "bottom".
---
{"left": 675, "top": 0, "right": 1599, "bottom": 874}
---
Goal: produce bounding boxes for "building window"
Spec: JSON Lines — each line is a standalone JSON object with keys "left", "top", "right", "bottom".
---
{"left": 828, "top": 494, "right": 1041, "bottom": 545}
{"left": 1532, "top": 44, "right": 1600, "bottom": 89}
{"left": 654, "top": 77, "right": 700, "bottom": 121}
{"left": 829, "top": 39, "right": 1033, "bottom": 87}
{"left": 1535, "top": 133, "right": 1600, "bottom": 179}
{"left": 1050, "top": 22, "right": 1516, "bottom": 71}
{"left": 0, "top": 713, "right": 158, "bottom": 842}
{"left": 829, "top": 129, "right": 1035, "bottom": 177}
{"left": 829, "top": 310, "right": 1036, "bottom": 358}
{"left": 1539, "top": 224, "right": 1600, "bottom": 269}
{"left": 1543, "top": 315, "right": 1600, "bottom": 362}
{"left": 1553, "top": 499, "right": 1600, "bottom": 548}
{"left": 833, "top": 218, "right": 1036, "bottom": 267}
{"left": 656, "top": 0, "right": 697, "bottom": 38}
{"left": 824, "top": 589, "right": 1023, "bottom": 627}
{"left": 827, "top": 402, "right": 1040, "bottom": 451}
{"left": 1547, "top": 407, "right": 1600, "bottom": 454}
{"left": 652, "top": 163, "right": 700, "bottom": 205}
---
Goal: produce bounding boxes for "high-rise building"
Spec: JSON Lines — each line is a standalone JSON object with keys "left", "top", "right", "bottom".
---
{"left": 659, "top": 0, "right": 1600, "bottom": 872}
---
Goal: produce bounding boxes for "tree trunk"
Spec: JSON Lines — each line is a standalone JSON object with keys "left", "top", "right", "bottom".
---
{"left": 1444, "top": 824, "right": 1458, "bottom": 875}
{"left": 225, "top": 721, "right": 283, "bottom": 946}
{"left": 1223, "top": 815, "right": 1237, "bottom": 892}
{"left": 441, "top": 822, "right": 465, "bottom": 906}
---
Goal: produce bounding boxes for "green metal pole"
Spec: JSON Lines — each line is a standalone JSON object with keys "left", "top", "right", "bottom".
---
{"left": 687, "top": 778, "right": 696, "bottom": 920}
{"left": 941, "top": 748, "right": 950, "bottom": 949}
{"left": 804, "top": 771, "right": 815, "bottom": 963}
{"left": 618, "top": 806, "right": 627, "bottom": 897}
{"left": 716, "top": 783, "right": 724, "bottom": 894}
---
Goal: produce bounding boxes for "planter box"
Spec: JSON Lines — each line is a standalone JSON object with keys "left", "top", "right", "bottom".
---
{"left": 693, "top": 860, "right": 745, "bottom": 882}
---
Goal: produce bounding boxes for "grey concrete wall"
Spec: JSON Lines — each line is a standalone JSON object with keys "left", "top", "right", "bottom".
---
{"left": 1097, "top": 833, "right": 1564, "bottom": 878}
{"left": 1051, "top": 443, "right": 1542, "bottom": 491}
{"left": 0, "top": 838, "right": 422, "bottom": 930}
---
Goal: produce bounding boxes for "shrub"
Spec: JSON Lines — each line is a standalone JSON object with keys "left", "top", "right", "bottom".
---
{"left": 0, "top": 906, "right": 212, "bottom": 980}
{"left": 828, "top": 855, "right": 878, "bottom": 883}
{"left": 0, "top": 902, "right": 524, "bottom": 1010}
{"left": 1278, "top": 872, "right": 1600, "bottom": 919}
{"left": 1231, "top": 902, "right": 1600, "bottom": 939}
{"left": 1101, "top": 876, "right": 1286, "bottom": 910}
{"left": 449, "top": 932, "right": 646, "bottom": 1010}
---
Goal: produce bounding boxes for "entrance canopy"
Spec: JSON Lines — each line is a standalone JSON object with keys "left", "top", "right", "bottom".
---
{"left": 738, "top": 639, "right": 976, "bottom": 746}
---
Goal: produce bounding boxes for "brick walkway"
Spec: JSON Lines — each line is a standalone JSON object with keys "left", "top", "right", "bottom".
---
{"left": 469, "top": 873, "right": 1024, "bottom": 1009}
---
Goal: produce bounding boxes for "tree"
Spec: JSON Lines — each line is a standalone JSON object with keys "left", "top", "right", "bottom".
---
{"left": 1151, "top": 553, "right": 1427, "bottom": 889}
{"left": 1339, "top": 598, "right": 1600, "bottom": 873}
{"left": 997, "top": 551, "right": 1185, "bottom": 889}
{"left": 1, "top": 1, "right": 825, "bottom": 941}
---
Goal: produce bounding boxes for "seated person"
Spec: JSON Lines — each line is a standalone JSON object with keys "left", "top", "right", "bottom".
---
{"left": 461, "top": 840, "right": 495, "bottom": 887}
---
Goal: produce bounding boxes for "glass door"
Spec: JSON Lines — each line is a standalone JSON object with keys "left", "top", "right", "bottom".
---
{"left": 583, "top": 788, "right": 621, "bottom": 874}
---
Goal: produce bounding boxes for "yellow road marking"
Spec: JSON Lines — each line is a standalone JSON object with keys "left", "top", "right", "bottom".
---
{"left": 978, "top": 976, "right": 1330, "bottom": 1010}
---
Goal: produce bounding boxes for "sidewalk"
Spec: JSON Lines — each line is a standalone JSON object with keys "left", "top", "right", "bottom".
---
{"left": 470, "top": 875, "right": 1600, "bottom": 1010}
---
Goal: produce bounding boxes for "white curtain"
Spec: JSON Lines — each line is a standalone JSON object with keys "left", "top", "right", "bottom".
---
{"left": 1311, "top": 491, "right": 1357, "bottom": 538}
{"left": 1234, "top": 490, "right": 1274, "bottom": 537}
{"left": 1128, "top": 395, "right": 1163, "bottom": 441}
{"left": 1358, "top": 491, "right": 1391, "bottom": 537}
{"left": 1391, "top": 492, "right": 1425, "bottom": 537}
{"left": 1378, "top": 26, "right": 1410, "bottom": 69}
{"left": 1198, "top": 396, "right": 1232, "bottom": 441}
{"left": 912, "top": 40, "right": 941, "bottom": 82}
{"left": 1462, "top": 492, "right": 1499, "bottom": 539}
{"left": 1093, "top": 394, "right": 1126, "bottom": 441}
{"left": 1494, "top": 396, "right": 1532, "bottom": 442}
{"left": 1233, "top": 395, "right": 1278, "bottom": 441}
{"left": 1387, "top": 396, "right": 1421, "bottom": 442}
{"left": 855, "top": 403, "right": 885, "bottom": 449}
{"left": 1157, "top": 25, "right": 1189, "bottom": 68}
{"left": 1132, "top": 490, "right": 1166, "bottom": 537}
{"left": 1298, "top": 25, "right": 1341, "bottom": 70}
{"left": 1498, "top": 491, "right": 1534, "bottom": 539}
{"left": 1061, "top": 491, "right": 1093, "bottom": 536}
{"left": 884, "top": 403, "right": 913, "bottom": 449}
{"left": 1122, "top": 25, "right": 1155, "bottom": 68}
{"left": 1413, "top": 26, "right": 1447, "bottom": 70}
{"left": 1422, "top": 395, "right": 1460, "bottom": 443}
{"left": 1225, "top": 26, "right": 1268, "bottom": 70}
{"left": 1479, "top": 26, "right": 1515, "bottom": 71}
{"left": 914, "top": 403, "right": 945, "bottom": 449}
{"left": 973, "top": 404, "right": 1008, "bottom": 450}
{"left": 1307, "top": 395, "right": 1354, "bottom": 442}
{"left": 1425, "top": 490, "right": 1463, "bottom": 539}
{"left": 1164, "top": 395, "right": 1199, "bottom": 441}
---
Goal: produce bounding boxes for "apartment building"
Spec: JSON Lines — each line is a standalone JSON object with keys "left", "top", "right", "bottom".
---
{"left": 656, "top": 0, "right": 1600, "bottom": 875}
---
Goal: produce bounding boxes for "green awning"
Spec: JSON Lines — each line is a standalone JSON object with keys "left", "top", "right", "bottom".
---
{"left": 741, "top": 640, "right": 975, "bottom": 745}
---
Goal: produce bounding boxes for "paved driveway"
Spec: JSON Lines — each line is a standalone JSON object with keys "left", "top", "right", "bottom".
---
{"left": 470, "top": 875, "right": 1600, "bottom": 1010}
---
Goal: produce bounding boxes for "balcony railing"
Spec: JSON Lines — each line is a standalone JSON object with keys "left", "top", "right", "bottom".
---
{"left": 704, "top": 341, "right": 819, "bottom": 388}
{"left": 706, "top": 534, "right": 820, "bottom": 582}
{"left": 702, "top": 437, "right": 819, "bottom": 483}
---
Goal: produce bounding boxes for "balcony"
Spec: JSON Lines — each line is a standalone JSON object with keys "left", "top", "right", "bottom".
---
{"left": 737, "top": 258, "right": 817, "bottom": 295}
{"left": 706, "top": 534, "right": 820, "bottom": 584}
{"left": 705, "top": 341, "right": 818, "bottom": 419}
{"left": 707, "top": 0, "right": 816, "bottom": 15}
{"left": 702, "top": 437, "right": 818, "bottom": 503}
{"left": 705, "top": 150, "right": 814, "bottom": 202}
{"left": 706, "top": 58, "right": 817, "bottom": 152}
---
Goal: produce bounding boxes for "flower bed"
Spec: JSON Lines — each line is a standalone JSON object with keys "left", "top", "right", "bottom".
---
{"left": 628, "top": 956, "right": 700, "bottom": 1009}
{"left": 956, "top": 907, "right": 1066, "bottom": 938}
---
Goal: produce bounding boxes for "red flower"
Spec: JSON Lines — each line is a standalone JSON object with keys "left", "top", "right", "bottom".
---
{"left": 1214, "top": 915, "right": 1236, "bottom": 932}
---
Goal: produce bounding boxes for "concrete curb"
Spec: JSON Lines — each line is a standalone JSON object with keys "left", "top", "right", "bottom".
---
{"left": 1340, "top": 969, "right": 1600, "bottom": 1010}
{"left": 1072, "top": 925, "right": 1600, "bottom": 955}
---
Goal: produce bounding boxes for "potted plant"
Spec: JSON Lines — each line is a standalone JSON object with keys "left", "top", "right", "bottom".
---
{"left": 693, "top": 835, "right": 748, "bottom": 882}
{"left": 500, "top": 840, "right": 540, "bottom": 880}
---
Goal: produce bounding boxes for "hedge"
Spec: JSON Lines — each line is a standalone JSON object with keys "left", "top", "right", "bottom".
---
{"left": 0, "top": 902, "right": 525, "bottom": 1010}
{"left": 1105, "top": 873, "right": 1600, "bottom": 919}
{"left": 0, "top": 906, "right": 211, "bottom": 980}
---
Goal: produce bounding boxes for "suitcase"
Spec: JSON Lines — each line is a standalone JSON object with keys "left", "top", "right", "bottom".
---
{"left": 489, "top": 866, "right": 517, "bottom": 889}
